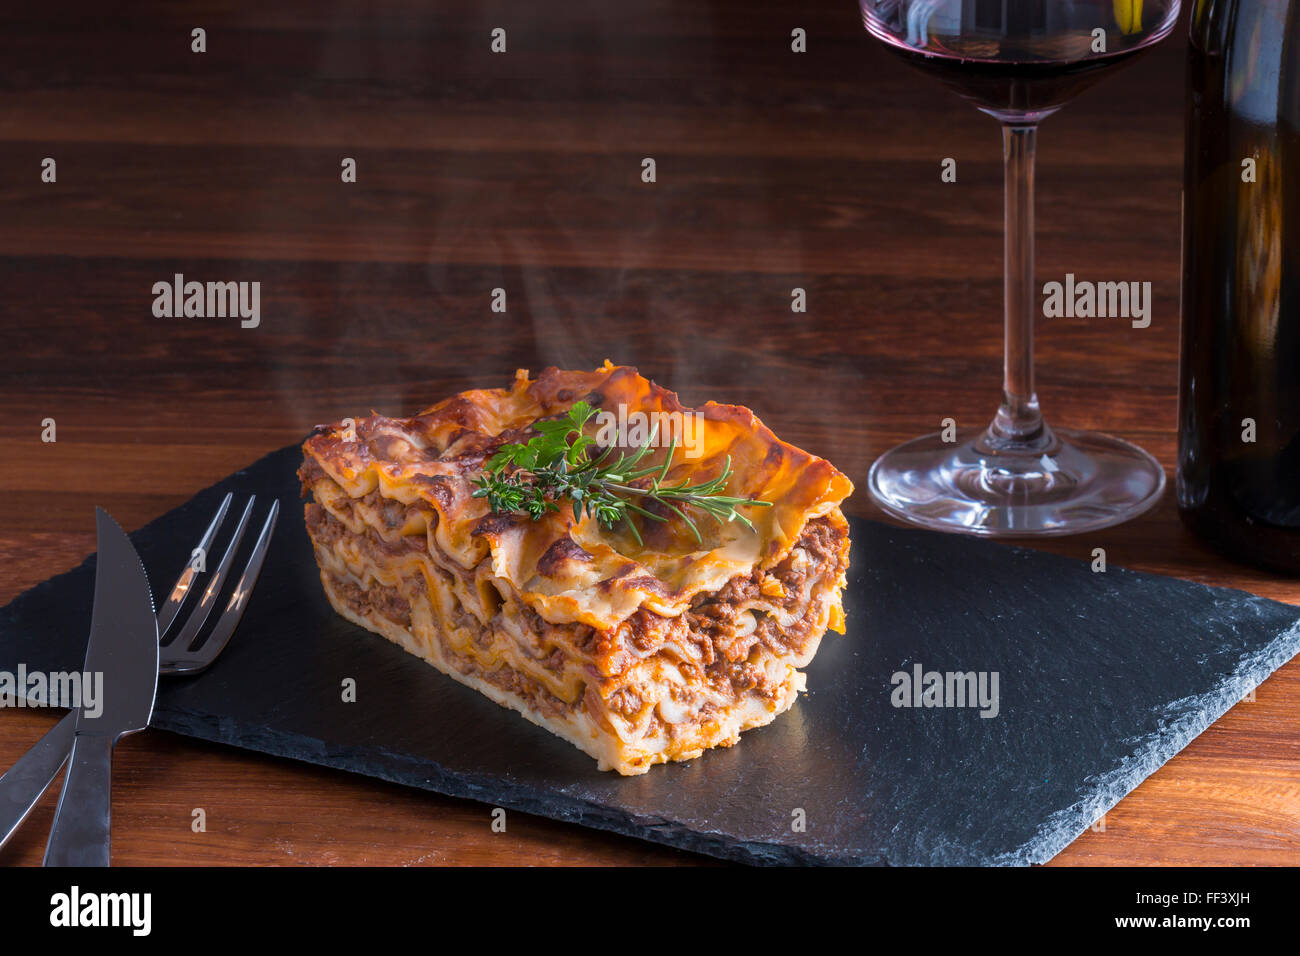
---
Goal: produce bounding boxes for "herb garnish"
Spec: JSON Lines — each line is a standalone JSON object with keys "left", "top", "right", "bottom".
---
{"left": 471, "top": 401, "right": 772, "bottom": 547}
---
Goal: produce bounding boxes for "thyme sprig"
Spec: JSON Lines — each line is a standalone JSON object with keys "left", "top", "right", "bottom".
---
{"left": 471, "top": 400, "right": 772, "bottom": 547}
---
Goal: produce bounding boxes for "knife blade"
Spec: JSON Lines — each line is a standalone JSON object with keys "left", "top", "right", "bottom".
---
{"left": 43, "top": 508, "right": 159, "bottom": 867}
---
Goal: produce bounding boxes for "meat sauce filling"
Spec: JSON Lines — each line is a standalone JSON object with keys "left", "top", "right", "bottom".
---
{"left": 305, "top": 471, "right": 848, "bottom": 729}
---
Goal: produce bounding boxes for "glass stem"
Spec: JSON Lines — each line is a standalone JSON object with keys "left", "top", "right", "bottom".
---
{"left": 986, "top": 122, "right": 1049, "bottom": 452}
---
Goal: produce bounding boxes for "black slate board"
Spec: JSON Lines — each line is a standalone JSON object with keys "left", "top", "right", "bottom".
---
{"left": 3, "top": 445, "right": 1300, "bottom": 866}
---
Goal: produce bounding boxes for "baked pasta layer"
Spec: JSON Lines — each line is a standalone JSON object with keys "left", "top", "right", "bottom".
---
{"left": 300, "top": 363, "right": 853, "bottom": 774}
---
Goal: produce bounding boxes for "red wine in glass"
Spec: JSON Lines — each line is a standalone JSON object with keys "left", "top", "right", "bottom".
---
{"left": 861, "top": 0, "right": 1181, "bottom": 536}
{"left": 864, "top": 1, "right": 1181, "bottom": 120}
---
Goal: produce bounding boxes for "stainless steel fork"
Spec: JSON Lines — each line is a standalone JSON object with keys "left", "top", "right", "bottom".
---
{"left": 0, "top": 493, "right": 278, "bottom": 850}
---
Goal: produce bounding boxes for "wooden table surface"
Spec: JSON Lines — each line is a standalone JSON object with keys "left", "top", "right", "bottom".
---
{"left": 1, "top": 0, "right": 1297, "bottom": 866}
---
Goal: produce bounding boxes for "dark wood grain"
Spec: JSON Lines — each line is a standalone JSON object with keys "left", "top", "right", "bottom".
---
{"left": 0, "top": 0, "right": 1296, "bottom": 866}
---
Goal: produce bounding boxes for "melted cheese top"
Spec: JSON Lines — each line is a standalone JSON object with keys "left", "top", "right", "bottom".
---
{"left": 302, "top": 362, "right": 854, "bottom": 630}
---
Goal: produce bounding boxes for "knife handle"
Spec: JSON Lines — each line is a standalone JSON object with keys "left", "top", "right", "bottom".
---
{"left": 0, "top": 710, "right": 76, "bottom": 851}
{"left": 43, "top": 733, "right": 115, "bottom": 867}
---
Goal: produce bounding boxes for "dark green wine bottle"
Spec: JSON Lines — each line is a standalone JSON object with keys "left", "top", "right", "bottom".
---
{"left": 1178, "top": 0, "right": 1300, "bottom": 572}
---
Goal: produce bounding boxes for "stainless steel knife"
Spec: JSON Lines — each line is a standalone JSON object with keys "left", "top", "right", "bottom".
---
{"left": 42, "top": 508, "right": 159, "bottom": 867}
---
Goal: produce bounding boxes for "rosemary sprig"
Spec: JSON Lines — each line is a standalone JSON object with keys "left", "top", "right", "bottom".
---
{"left": 471, "top": 401, "right": 772, "bottom": 546}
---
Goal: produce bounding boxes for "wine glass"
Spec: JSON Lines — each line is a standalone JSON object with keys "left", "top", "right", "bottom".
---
{"left": 861, "top": 0, "right": 1181, "bottom": 536}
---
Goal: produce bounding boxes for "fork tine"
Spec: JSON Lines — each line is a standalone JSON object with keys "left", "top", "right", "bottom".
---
{"left": 162, "top": 500, "right": 279, "bottom": 674}
{"left": 156, "top": 492, "right": 232, "bottom": 639}
{"left": 163, "top": 495, "right": 256, "bottom": 651}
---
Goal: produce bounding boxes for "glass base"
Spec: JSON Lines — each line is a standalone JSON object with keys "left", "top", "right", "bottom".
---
{"left": 867, "top": 425, "right": 1166, "bottom": 537}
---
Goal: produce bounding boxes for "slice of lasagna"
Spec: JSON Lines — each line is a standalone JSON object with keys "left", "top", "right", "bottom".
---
{"left": 300, "top": 363, "right": 853, "bottom": 774}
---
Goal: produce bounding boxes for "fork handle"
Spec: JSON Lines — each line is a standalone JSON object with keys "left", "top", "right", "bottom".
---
{"left": 43, "top": 733, "right": 115, "bottom": 867}
{"left": 0, "top": 710, "right": 75, "bottom": 851}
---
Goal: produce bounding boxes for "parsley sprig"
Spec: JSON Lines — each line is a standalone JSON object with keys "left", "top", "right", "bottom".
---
{"left": 471, "top": 401, "right": 772, "bottom": 546}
